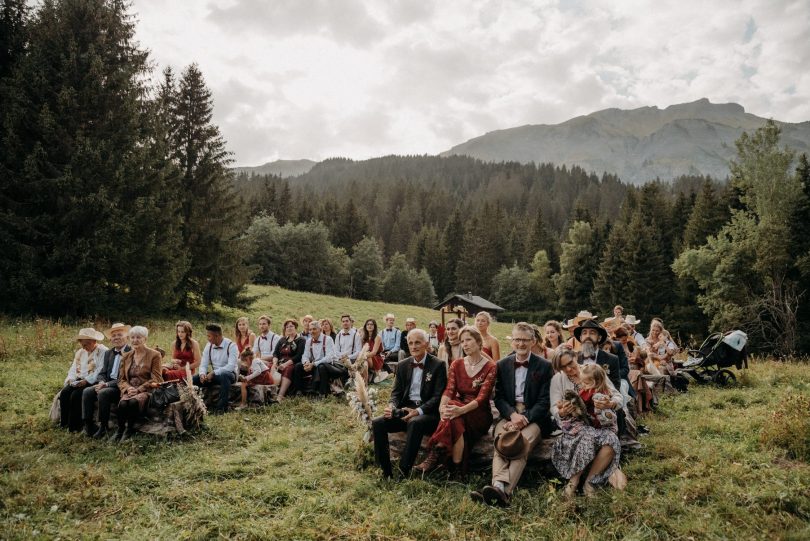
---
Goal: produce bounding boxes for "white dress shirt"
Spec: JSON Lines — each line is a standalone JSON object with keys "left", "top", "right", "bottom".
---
{"left": 302, "top": 335, "right": 336, "bottom": 366}
{"left": 334, "top": 328, "right": 363, "bottom": 361}
{"left": 514, "top": 355, "right": 529, "bottom": 403}
{"left": 409, "top": 353, "right": 428, "bottom": 415}
{"left": 65, "top": 345, "right": 108, "bottom": 385}
{"left": 200, "top": 338, "right": 238, "bottom": 376}
{"left": 254, "top": 332, "right": 280, "bottom": 361}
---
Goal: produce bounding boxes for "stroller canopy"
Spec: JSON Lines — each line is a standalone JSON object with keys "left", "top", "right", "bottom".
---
{"left": 722, "top": 330, "right": 748, "bottom": 352}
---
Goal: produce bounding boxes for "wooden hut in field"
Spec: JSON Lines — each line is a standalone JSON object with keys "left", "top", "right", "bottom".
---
{"left": 433, "top": 292, "right": 505, "bottom": 322}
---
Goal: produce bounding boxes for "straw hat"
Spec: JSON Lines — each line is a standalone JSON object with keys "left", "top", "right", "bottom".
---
{"left": 75, "top": 328, "right": 105, "bottom": 342}
{"left": 104, "top": 322, "right": 131, "bottom": 339}
{"left": 494, "top": 429, "right": 527, "bottom": 460}
{"left": 624, "top": 315, "right": 642, "bottom": 326}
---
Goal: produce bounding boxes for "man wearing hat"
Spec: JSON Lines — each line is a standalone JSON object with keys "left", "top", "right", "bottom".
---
{"left": 82, "top": 323, "right": 131, "bottom": 438}
{"left": 574, "top": 319, "right": 622, "bottom": 392}
{"left": 471, "top": 322, "right": 553, "bottom": 507}
{"left": 60, "top": 328, "right": 108, "bottom": 432}
{"left": 624, "top": 315, "right": 646, "bottom": 348}
{"left": 563, "top": 311, "right": 598, "bottom": 352}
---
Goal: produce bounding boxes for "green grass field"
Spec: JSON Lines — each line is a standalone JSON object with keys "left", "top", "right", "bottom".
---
{"left": 1, "top": 285, "right": 808, "bottom": 540}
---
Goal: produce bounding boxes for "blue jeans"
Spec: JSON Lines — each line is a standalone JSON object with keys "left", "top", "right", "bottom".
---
{"left": 193, "top": 372, "right": 236, "bottom": 412}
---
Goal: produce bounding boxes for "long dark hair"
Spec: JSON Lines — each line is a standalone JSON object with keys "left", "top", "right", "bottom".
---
{"left": 175, "top": 321, "right": 193, "bottom": 352}
{"left": 362, "top": 319, "right": 378, "bottom": 343}
{"left": 443, "top": 318, "right": 464, "bottom": 358}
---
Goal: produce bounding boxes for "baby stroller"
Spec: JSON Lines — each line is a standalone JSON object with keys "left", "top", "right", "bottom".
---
{"left": 679, "top": 330, "right": 748, "bottom": 386}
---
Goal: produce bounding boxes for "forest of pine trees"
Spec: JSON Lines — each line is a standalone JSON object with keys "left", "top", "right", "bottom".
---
{"left": 2, "top": 1, "right": 808, "bottom": 354}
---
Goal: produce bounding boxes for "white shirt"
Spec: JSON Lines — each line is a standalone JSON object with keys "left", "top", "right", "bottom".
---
{"left": 409, "top": 353, "right": 428, "bottom": 415}
{"left": 632, "top": 331, "right": 647, "bottom": 348}
{"left": 65, "top": 345, "right": 108, "bottom": 385}
{"left": 108, "top": 347, "right": 125, "bottom": 382}
{"left": 200, "top": 338, "right": 238, "bottom": 376}
{"left": 254, "top": 332, "right": 280, "bottom": 361}
{"left": 514, "top": 355, "right": 529, "bottom": 403}
{"left": 334, "top": 328, "right": 363, "bottom": 361}
{"left": 245, "top": 358, "right": 270, "bottom": 381}
{"left": 302, "top": 335, "right": 336, "bottom": 367}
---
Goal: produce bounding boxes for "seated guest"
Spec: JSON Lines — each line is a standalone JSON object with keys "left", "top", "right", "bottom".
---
{"left": 543, "top": 320, "right": 564, "bottom": 358}
{"left": 60, "top": 328, "right": 107, "bottom": 432}
{"left": 399, "top": 318, "right": 416, "bottom": 360}
{"left": 115, "top": 326, "right": 162, "bottom": 442}
{"left": 470, "top": 322, "right": 553, "bottom": 507}
{"left": 427, "top": 321, "right": 440, "bottom": 354}
{"left": 380, "top": 313, "right": 401, "bottom": 367}
{"left": 236, "top": 347, "right": 279, "bottom": 410}
{"left": 273, "top": 319, "right": 306, "bottom": 401}
{"left": 414, "top": 326, "right": 496, "bottom": 476}
{"left": 372, "top": 328, "right": 447, "bottom": 479}
{"left": 82, "top": 323, "right": 130, "bottom": 438}
{"left": 295, "top": 320, "right": 341, "bottom": 397}
{"left": 335, "top": 314, "right": 366, "bottom": 382}
{"left": 192, "top": 324, "right": 238, "bottom": 414}
{"left": 550, "top": 354, "right": 622, "bottom": 498}
{"left": 574, "top": 319, "right": 622, "bottom": 392}
{"left": 163, "top": 320, "right": 201, "bottom": 381}
{"left": 320, "top": 318, "right": 337, "bottom": 342}
{"left": 616, "top": 327, "right": 654, "bottom": 414}
{"left": 645, "top": 318, "right": 679, "bottom": 374}
{"left": 234, "top": 317, "right": 256, "bottom": 355}
{"left": 624, "top": 315, "right": 646, "bottom": 348}
{"left": 530, "top": 324, "right": 545, "bottom": 357}
{"left": 475, "top": 311, "right": 501, "bottom": 361}
{"left": 253, "top": 315, "right": 281, "bottom": 363}
{"left": 437, "top": 318, "right": 464, "bottom": 364}
{"left": 603, "top": 305, "right": 624, "bottom": 327}
{"left": 299, "top": 315, "right": 314, "bottom": 339}
{"left": 361, "top": 319, "right": 385, "bottom": 382}
{"left": 564, "top": 311, "right": 598, "bottom": 352}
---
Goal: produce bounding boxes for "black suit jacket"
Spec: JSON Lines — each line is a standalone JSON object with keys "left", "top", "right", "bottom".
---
{"left": 612, "top": 340, "right": 630, "bottom": 381}
{"left": 399, "top": 332, "right": 411, "bottom": 357}
{"left": 389, "top": 353, "right": 446, "bottom": 415}
{"left": 592, "top": 349, "right": 621, "bottom": 391}
{"left": 97, "top": 345, "right": 131, "bottom": 388}
{"left": 493, "top": 353, "right": 553, "bottom": 425}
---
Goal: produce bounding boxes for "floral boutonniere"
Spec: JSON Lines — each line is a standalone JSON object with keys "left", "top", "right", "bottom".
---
{"left": 472, "top": 377, "right": 483, "bottom": 389}
{"left": 425, "top": 373, "right": 433, "bottom": 382}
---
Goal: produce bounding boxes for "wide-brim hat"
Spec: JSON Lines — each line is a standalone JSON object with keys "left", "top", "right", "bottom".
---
{"left": 76, "top": 327, "right": 105, "bottom": 342}
{"left": 602, "top": 317, "right": 622, "bottom": 334}
{"left": 104, "top": 322, "right": 131, "bottom": 339}
{"left": 624, "top": 315, "right": 642, "bottom": 325}
{"left": 573, "top": 319, "right": 609, "bottom": 345}
{"left": 494, "top": 429, "right": 527, "bottom": 460}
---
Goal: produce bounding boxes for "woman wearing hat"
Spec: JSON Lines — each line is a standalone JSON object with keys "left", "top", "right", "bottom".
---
{"left": 115, "top": 326, "right": 162, "bottom": 442}
{"left": 59, "top": 328, "right": 108, "bottom": 432}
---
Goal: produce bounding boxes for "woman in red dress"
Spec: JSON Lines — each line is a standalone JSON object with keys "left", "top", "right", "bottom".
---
{"left": 162, "top": 321, "right": 201, "bottom": 381}
{"left": 361, "top": 318, "right": 384, "bottom": 378}
{"left": 415, "top": 325, "right": 497, "bottom": 476}
{"left": 234, "top": 317, "right": 256, "bottom": 354}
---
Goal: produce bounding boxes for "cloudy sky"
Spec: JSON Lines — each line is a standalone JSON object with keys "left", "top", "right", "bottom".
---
{"left": 132, "top": 0, "right": 810, "bottom": 166}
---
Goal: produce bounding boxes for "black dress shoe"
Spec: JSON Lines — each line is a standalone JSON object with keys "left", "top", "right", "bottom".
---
{"left": 84, "top": 422, "right": 99, "bottom": 437}
{"left": 470, "top": 489, "right": 486, "bottom": 504}
{"left": 482, "top": 485, "right": 510, "bottom": 507}
{"left": 91, "top": 427, "right": 107, "bottom": 439}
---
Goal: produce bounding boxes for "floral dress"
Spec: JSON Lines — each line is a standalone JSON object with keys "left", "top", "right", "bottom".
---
{"left": 551, "top": 379, "right": 621, "bottom": 486}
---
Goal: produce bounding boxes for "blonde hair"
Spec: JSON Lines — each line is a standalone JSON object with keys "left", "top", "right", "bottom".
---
{"left": 580, "top": 363, "right": 610, "bottom": 394}
{"left": 475, "top": 311, "right": 492, "bottom": 324}
{"left": 320, "top": 318, "right": 335, "bottom": 335}
{"left": 235, "top": 317, "right": 251, "bottom": 342}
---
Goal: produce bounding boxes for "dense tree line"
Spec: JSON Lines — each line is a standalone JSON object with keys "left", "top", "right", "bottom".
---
{"left": 0, "top": 0, "right": 248, "bottom": 315}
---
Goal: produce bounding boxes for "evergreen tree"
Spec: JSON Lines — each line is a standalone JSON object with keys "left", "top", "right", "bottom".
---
{"left": 170, "top": 63, "right": 250, "bottom": 308}
{"left": 524, "top": 208, "right": 559, "bottom": 271}
{"left": 590, "top": 224, "right": 630, "bottom": 314}
{"left": 554, "top": 221, "right": 597, "bottom": 316}
{"left": 381, "top": 252, "right": 436, "bottom": 307}
{"left": 442, "top": 209, "right": 465, "bottom": 293}
{"left": 528, "top": 250, "right": 556, "bottom": 309}
{"left": 332, "top": 199, "right": 369, "bottom": 253}
{"left": 491, "top": 265, "right": 534, "bottom": 311}
{"left": 681, "top": 180, "right": 729, "bottom": 249}
{"left": 0, "top": 0, "right": 185, "bottom": 315}
{"left": 349, "top": 236, "right": 384, "bottom": 300}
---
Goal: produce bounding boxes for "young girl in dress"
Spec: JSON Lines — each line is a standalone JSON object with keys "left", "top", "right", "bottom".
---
{"left": 578, "top": 364, "right": 618, "bottom": 433}
{"left": 236, "top": 348, "right": 280, "bottom": 410}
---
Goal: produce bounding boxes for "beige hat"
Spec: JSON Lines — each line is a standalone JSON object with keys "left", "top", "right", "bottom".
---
{"left": 494, "top": 429, "right": 527, "bottom": 460}
{"left": 104, "top": 322, "right": 131, "bottom": 339}
{"left": 76, "top": 328, "right": 105, "bottom": 342}
{"left": 625, "top": 315, "right": 642, "bottom": 325}
{"left": 405, "top": 317, "right": 416, "bottom": 323}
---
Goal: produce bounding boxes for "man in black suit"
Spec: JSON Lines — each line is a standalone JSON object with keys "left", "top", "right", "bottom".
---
{"left": 575, "top": 319, "right": 621, "bottom": 391}
{"left": 372, "top": 328, "right": 447, "bottom": 479}
{"left": 82, "top": 322, "right": 130, "bottom": 438}
{"left": 471, "top": 322, "right": 553, "bottom": 507}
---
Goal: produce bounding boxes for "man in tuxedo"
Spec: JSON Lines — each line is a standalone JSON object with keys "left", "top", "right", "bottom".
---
{"left": 82, "top": 322, "right": 131, "bottom": 438}
{"left": 471, "top": 322, "right": 553, "bottom": 507}
{"left": 371, "top": 328, "right": 447, "bottom": 479}
{"left": 575, "top": 319, "right": 621, "bottom": 391}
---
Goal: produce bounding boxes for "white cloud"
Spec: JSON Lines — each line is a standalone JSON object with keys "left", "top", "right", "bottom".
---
{"left": 132, "top": 0, "right": 810, "bottom": 166}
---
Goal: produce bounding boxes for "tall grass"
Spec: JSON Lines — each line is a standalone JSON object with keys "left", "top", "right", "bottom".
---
{"left": 1, "top": 286, "right": 809, "bottom": 539}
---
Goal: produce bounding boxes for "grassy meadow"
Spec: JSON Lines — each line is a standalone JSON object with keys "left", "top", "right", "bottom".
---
{"left": 0, "top": 285, "right": 809, "bottom": 540}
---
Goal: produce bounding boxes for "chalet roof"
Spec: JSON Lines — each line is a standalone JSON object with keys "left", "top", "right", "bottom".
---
{"left": 433, "top": 292, "right": 506, "bottom": 313}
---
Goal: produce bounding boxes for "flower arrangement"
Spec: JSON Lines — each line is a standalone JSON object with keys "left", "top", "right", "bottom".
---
{"left": 346, "top": 370, "right": 378, "bottom": 442}
{"left": 472, "top": 377, "right": 483, "bottom": 389}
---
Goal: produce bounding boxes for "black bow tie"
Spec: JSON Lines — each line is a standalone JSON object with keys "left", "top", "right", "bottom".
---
{"left": 411, "top": 360, "right": 424, "bottom": 369}
{"left": 514, "top": 360, "right": 529, "bottom": 368}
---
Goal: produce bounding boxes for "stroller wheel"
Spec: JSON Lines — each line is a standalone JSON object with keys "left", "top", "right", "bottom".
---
{"left": 712, "top": 369, "right": 736, "bottom": 386}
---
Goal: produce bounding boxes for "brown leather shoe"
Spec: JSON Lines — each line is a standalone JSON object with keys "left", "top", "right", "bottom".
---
{"left": 413, "top": 447, "right": 446, "bottom": 476}
{"left": 482, "top": 485, "right": 510, "bottom": 507}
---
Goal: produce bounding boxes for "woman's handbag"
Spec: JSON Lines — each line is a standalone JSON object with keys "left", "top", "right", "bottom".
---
{"left": 149, "top": 382, "right": 181, "bottom": 410}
